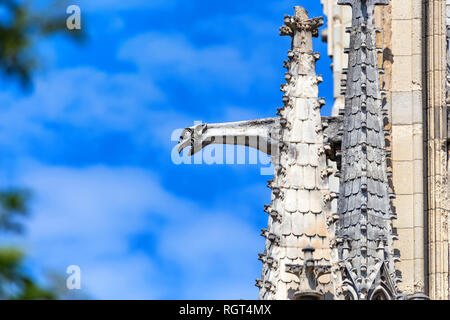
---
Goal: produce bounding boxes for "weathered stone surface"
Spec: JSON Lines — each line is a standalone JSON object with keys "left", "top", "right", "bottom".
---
{"left": 322, "top": 0, "right": 450, "bottom": 300}
{"left": 336, "top": 0, "right": 401, "bottom": 300}
{"left": 257, "top": 7, "right": 333, "bottom": 300}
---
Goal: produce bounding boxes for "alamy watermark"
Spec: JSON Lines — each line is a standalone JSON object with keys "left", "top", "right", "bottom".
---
{"left": 66, "top": 5, "right": 81, "bottom": 30}
{"left": 66, "top": 265, "right": 81, "bottom": 290}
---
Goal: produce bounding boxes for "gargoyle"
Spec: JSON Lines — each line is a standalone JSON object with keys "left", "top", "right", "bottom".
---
{"left": 177, "top": 116, "right": 343, "bottom": 159}
{"left": 177, "top": 117, "right": 281, "bottom": 156}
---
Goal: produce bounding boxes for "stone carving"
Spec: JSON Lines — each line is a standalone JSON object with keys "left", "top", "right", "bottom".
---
{"left": 335, "top": 0, "right": 402, "bottom": 300}
{"left": 258, "top": 7, "right": 334, "bottom": 300}
{"left": 177, "top": 116, "right": 343, "bottom": 158}
{"left": 323, "top": 0, "right": 450, "bottom": 300}
{"left": 286, "top": 246, "right": 332, "bottom": 300}
{"left": 447, "top": 24, "right": 450, "bottom": 106}
{"left": 178, "top": 118, "right": 281, "bottom": 156}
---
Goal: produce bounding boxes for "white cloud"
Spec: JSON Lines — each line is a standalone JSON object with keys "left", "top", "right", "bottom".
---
{"left": 118, "top": 32, "right": 257, "bottom": 92}
{"left": 13, "top": 162, "right": 261, "bottom": 299}
{"left": 77, "top": 0, "right": 176, "bottom": 12}
{"left": 21, "top": 67, "right": 162, "bottom": 129}
{"left": 0, "top": 66, "right": 180, "bottom": 155}
{"left": 0, "top": 63, "right": 268, "bottom": 159}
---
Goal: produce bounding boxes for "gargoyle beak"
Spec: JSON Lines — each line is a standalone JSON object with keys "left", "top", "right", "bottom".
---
{"left": 178, "top": 137, "right": 203, "bottom": 156}
{"left": 177, "top": 128, "right": 193, "bottom": 155}
{"left": 177, "top": 137, "right": 192, "bottom": 155}
{"left": 177, "top": 124, "right": 206, "bottom": 156}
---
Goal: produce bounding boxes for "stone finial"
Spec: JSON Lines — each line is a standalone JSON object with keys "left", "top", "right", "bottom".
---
{"left": 280, "top": 6, "right": 323, "bottom": 51}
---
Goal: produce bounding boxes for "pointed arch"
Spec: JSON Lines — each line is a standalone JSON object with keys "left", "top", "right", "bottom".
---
{"left": 342, "top": 281, "right": 359, "bottom": 300}
{"left": 368, "top": 285, "right": 393, "bottom": 300}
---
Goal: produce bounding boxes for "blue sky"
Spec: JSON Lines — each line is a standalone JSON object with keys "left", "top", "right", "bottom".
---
{"left": 0, "top": 0, "right": 334, "bottom": 299}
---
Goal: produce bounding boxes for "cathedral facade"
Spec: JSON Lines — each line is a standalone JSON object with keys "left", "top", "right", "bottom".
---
{"left": 321, "top": 0, "right": 449, "bottom": 299}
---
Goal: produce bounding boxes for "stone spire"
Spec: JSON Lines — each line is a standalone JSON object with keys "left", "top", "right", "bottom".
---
{"left": 336, "top": 0, "right": 402, "bottom": 299}
{"left": 256, "top": 6, "right": 334, "bottom": 300}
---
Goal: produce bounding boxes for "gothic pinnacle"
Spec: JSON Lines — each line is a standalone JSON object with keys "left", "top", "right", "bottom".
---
{"left": 336, "top": 0, "right": 401, "bottom": 300}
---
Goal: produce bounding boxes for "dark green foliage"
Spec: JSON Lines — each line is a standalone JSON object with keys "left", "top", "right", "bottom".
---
{"left": 0, "top": 190, "right": 57, "bottom": 300}
{"left": 0, "top": 189, "right": 30, "bottom": 234}
{"left": 0, "top": 0, "right": 83, "bottom": 86}
{"left": 0, "top": 248, "right": 57, "bottom": 300}
{"left": 0, "top": 0, "right": 84, "bottom": 300}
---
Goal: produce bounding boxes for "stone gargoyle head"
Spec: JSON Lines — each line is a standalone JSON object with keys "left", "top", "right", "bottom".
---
{"left": 177, "top": 123, "right": 208, "bottom": 156}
